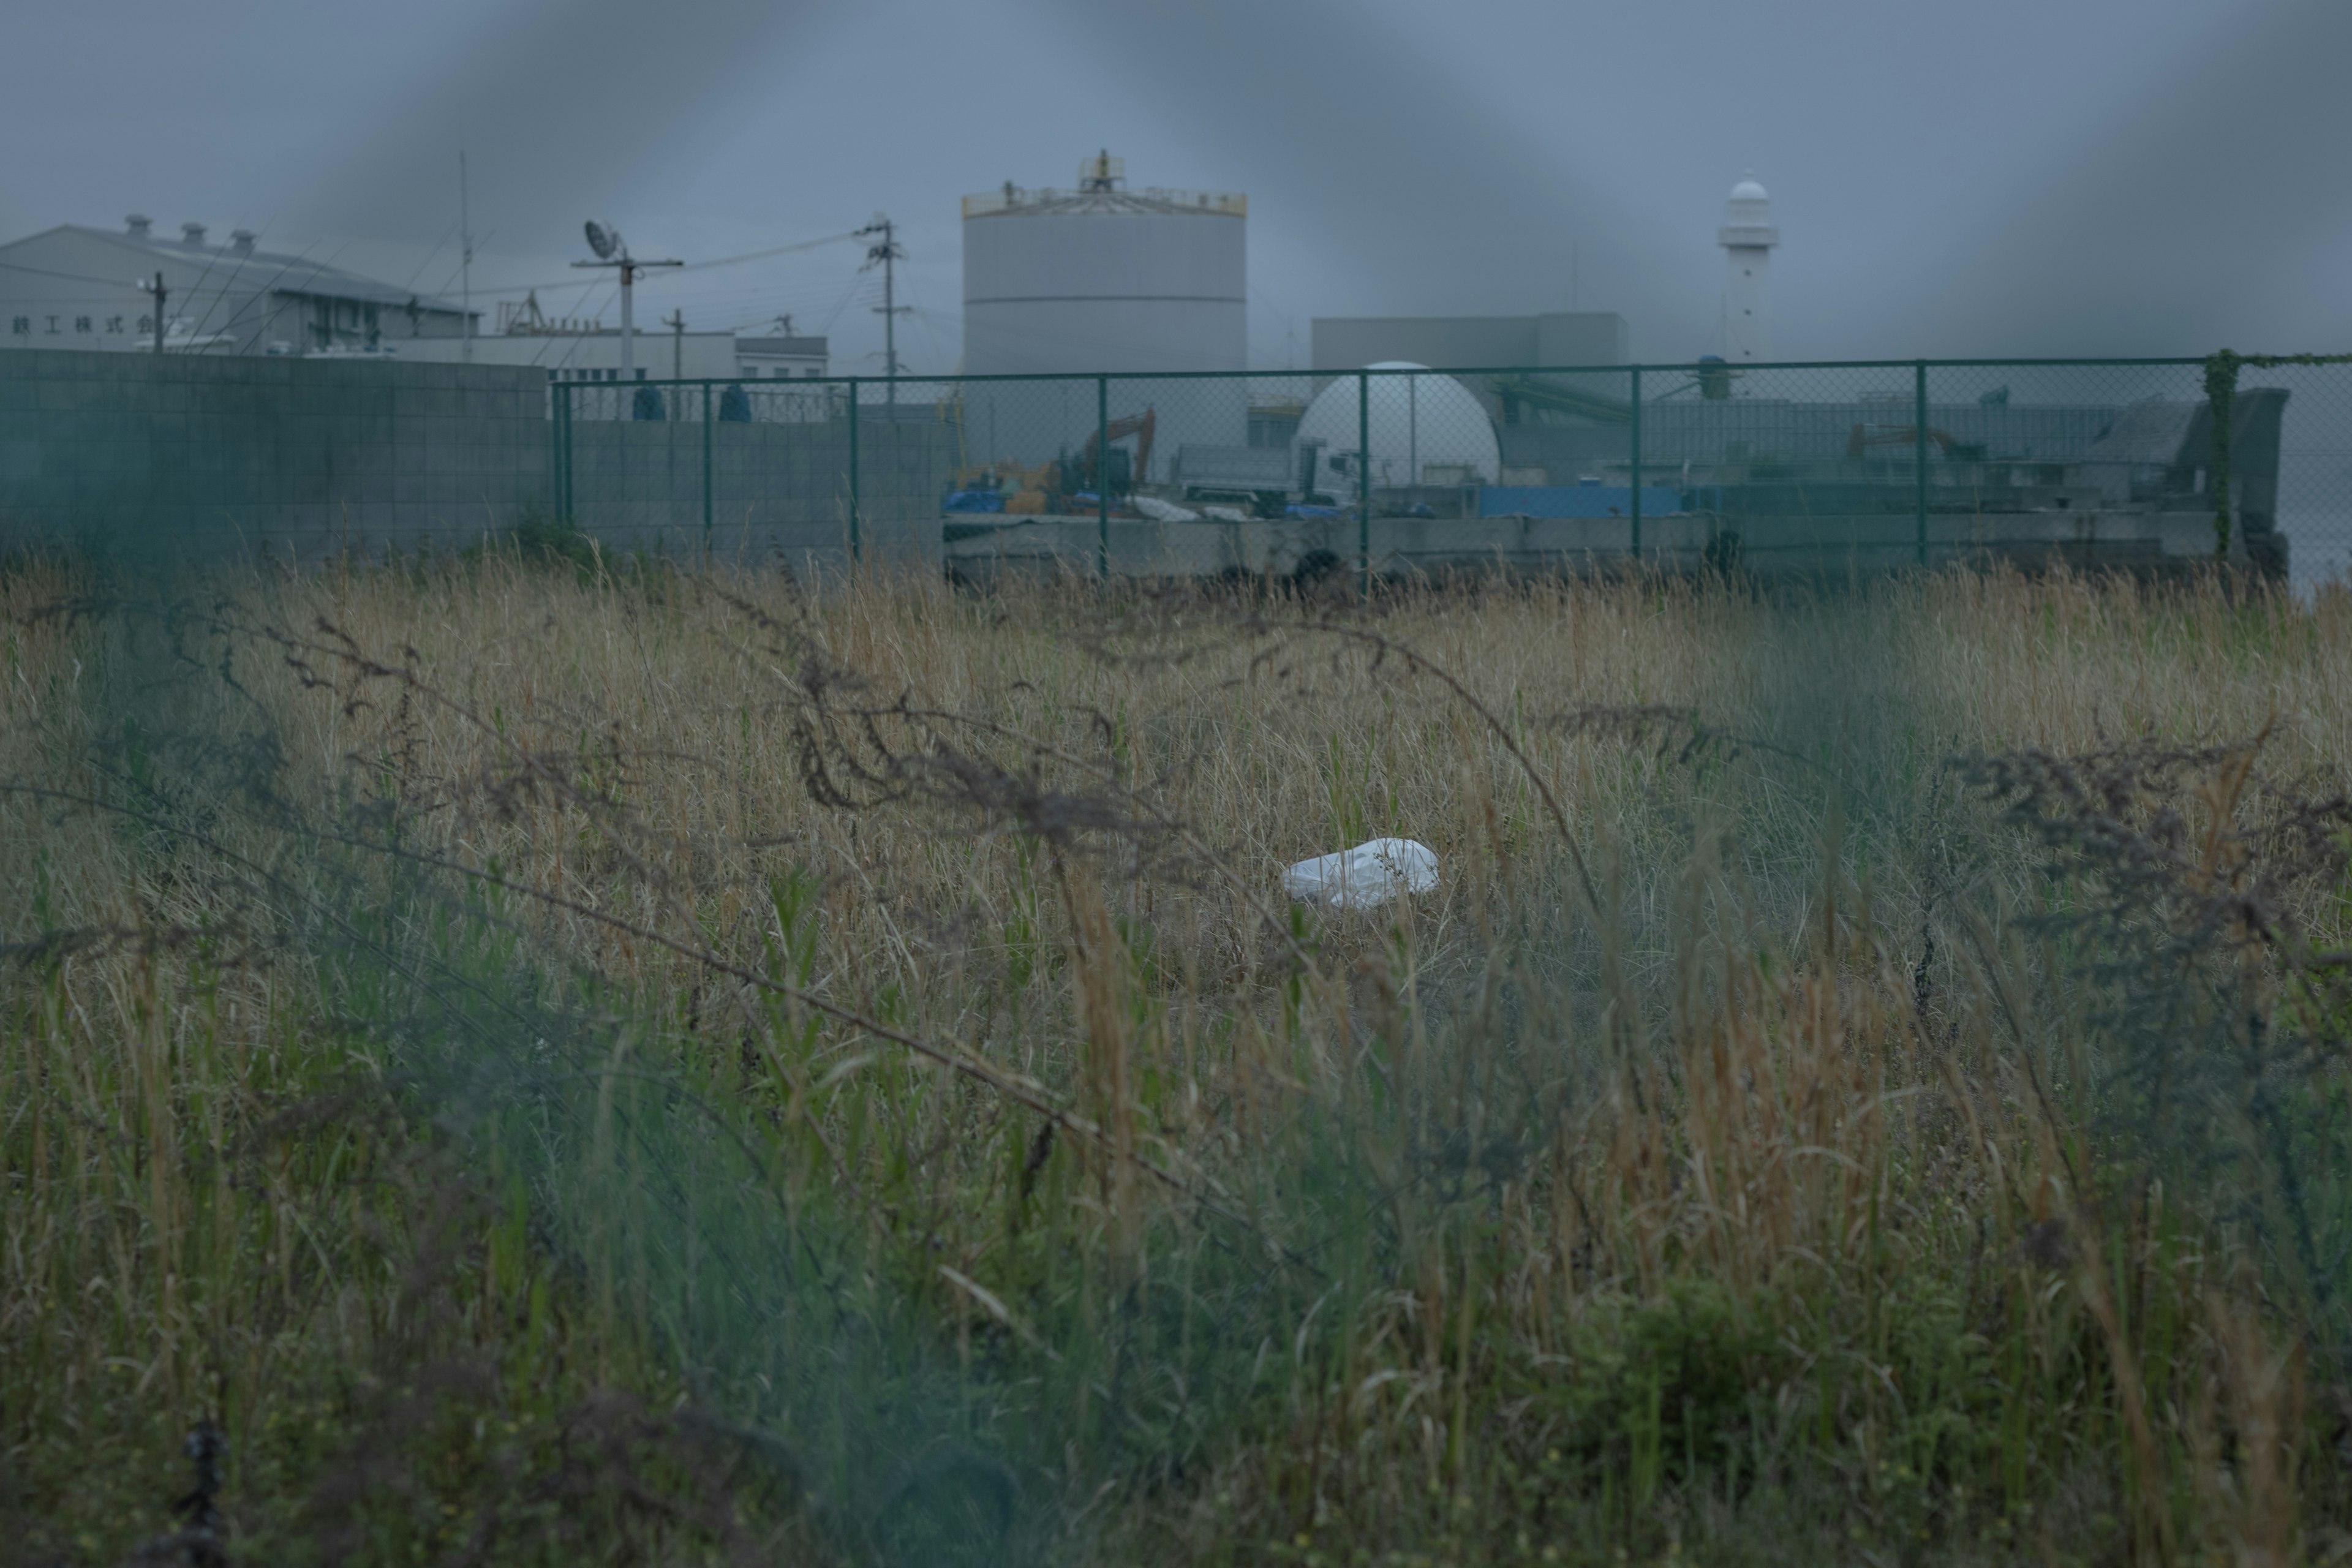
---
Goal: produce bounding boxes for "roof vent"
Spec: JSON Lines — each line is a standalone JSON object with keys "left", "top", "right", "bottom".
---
{"left": 229, "top": 230, "right": 256, "bottom": 257}
{"left": 1077, "top": 149, "right": 1124, "bottom": 192}
{"left": 180, "top": 222, "right": 208, "bottom": 249}
{"left": 126, "top": 214, "right": 153, "bottom": 238}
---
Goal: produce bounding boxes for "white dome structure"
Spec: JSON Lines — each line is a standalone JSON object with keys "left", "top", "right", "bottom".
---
{"left": 1296, "top": 362, "right": 1501, "bottom": 493}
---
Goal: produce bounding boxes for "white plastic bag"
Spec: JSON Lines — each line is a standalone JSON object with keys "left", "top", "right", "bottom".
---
{"left": 1281, "top": 837, "right": 1439, "bottom": 911}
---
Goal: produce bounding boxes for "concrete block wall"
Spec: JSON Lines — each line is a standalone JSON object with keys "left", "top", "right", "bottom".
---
{"left": 0, "top": 349, "right": 551, "bottom": 557}
{"left": 566, "top": 417, "right": 956, "bottom": 575}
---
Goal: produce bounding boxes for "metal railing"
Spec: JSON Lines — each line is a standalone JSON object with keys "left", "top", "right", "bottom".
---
{"left": 9, "top": 349, "right": 2336, "bottom": 580}
{"left": 551, "top": 357, "right": 2351, "bottom": 586}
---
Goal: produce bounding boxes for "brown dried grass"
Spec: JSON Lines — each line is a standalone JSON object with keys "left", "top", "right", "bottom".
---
{"left": 6, "top": 556, "right": 2350, "bottom": 1564}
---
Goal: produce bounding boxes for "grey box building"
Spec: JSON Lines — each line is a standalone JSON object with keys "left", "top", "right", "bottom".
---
{"left": 1310, "top": 312, "right": 1629, "bottom": 371}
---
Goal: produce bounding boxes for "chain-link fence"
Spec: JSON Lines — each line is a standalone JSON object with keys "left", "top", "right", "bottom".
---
{"left": 1, "top": 351, "right": 2342, "bottom": 582}
{"left": 554, "top": 358, "right": 2351, "bottom": 586}
{"left": 0, "top": 349, "right": 548, "bottom": 556}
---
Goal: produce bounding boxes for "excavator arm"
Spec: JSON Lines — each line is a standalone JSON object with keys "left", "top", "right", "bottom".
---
{"left": 1845, "top": 423, "right": 1959, "bottom": 459}
{"left": 1079, "top": 407, "right": 1157, "bottom": 489}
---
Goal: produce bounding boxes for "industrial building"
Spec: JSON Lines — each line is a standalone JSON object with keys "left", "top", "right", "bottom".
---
{"left": 398, "top": 325, "right": 831, "bottom": 383}
{"left": 1310, "top": 313, "right": 1630, "bottom": 374}
{"left": 945, "top": 373, "right": 2292, "bottom": 584}
{"left": 0, "top": 217, "right": 475, "bottom": 355}
{"left": 1308, "top": 174, "right": 1776, "bottom": 374}
{"left": 939, "top": 164, "right": 2283, "bottom": 581}
{"left": 733, "top": 334, "right": 830, "bottom": 380}
{"left": 397, "top": 329, "right": 735, "bottom": 380}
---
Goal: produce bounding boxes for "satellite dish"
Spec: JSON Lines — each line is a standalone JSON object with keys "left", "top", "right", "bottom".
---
{"left": 584, "top": 221, "right": 618, "bottom": 260}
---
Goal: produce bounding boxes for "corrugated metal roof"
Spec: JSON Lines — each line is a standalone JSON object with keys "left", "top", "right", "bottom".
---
{"left": 2075, "top": 398, "right": 2197, "bottom": 468}
{"left": 41, "top": 226, "right": 470, "bottom": 314}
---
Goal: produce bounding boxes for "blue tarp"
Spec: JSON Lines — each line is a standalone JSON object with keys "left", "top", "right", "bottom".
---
{"left": 1479, "top": 485, "right": 1684, "bottom": 519}
{"left": 943, "top": 489, "right": 1006, "bottom": 513}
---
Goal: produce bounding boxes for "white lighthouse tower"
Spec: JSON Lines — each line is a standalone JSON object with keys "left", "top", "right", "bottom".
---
{"left": 1718, "top": 173, "right": 1779, "bottom": 363}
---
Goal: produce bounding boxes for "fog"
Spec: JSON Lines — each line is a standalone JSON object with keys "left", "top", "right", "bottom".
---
{"left": 3, "top": 0, "right": 2344, "bottom": 369}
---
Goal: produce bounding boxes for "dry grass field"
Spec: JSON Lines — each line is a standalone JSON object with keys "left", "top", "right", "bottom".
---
{"left": 6, "top": 548, "right": 2352, "bottom": 1565}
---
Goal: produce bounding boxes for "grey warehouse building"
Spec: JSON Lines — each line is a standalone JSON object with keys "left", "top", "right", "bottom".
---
{"left": 0, "top": 216, "right": 475, "bottom": 357}
{"left": 1310, "top": 312, "right": 1630, "bottom": 372}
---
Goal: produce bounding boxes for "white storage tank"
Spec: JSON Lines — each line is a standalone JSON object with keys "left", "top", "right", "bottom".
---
{"left": 962, "top": 152, "right": 1246, "bottom": 376}
{"left": 960, "top": 154, "right": 1248, "bottom": 488}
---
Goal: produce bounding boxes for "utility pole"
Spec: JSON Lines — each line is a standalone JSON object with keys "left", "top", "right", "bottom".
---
{"left": 858, "top": 215, "right": 909, "bottom": 410}
{"left": 459, "top": 150, "right": 475, "bottom": 363}
{"left": 573, "top": 222, "right": 681, "bottom": 382}
{"left": 664, "top": 309, "right": 685, "bottom": 380}
{"left": 142, "top": 272, "right": 168, "bottom": 354}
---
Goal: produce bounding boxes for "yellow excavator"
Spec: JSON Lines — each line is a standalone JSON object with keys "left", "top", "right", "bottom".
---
{"left": 959, "top": 407, "right": 1158, "bottom": 514}
{"left": 1844, "top": 423, "right": 1975, "bottom": 461}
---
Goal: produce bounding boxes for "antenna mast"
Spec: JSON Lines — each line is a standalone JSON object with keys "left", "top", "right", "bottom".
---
{"left": 573, "top": 221, "right": 682, "bottom": 383}
{"left": 858, "top": 215, "right": 910, "bottom": 409}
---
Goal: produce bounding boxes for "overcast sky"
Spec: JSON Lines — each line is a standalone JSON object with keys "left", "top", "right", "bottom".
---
{"left": 4, "top": 0, "right": 2345, "bottom": 370}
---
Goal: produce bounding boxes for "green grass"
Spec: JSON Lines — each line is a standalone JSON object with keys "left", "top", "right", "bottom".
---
{"left": 4, "top": 558, "right": 2350, "bottom": 1565}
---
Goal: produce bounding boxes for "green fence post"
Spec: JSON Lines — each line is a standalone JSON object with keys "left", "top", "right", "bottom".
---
{"left": 1628, "top": 364, "right": 1643, "bottom": 565}
{"left": 1914, "top": 360, "right": 1929, "bottom": 567}
{"left": 559, "top": 383, "right": 574, "bottom": 526}
{"left": 701, "top": 382, "right": 713, "bottom": 559}
{"left": 847, "top": 379, "right": 861, "bottom": 567}
{"left": 1097, "top": 374, "right": 1110, "bottom": 581}
{"left": 549, "top": 384, "right": 563, "bottom": 526}
{"left": 1358, "top": 369, "right": 1372, "bottom": 598}
{"left": 549, "top": 382, "right": 562, "bottom": 526}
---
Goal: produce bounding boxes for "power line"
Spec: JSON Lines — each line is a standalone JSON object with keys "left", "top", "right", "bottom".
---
{"left": 184, "top": 230, "right": 351, "bottom": 351}
{"left": 818, "top": 271, "right": 873, "bottom": 335}
{"left": 513, "top": 280, "right": 619, "bottom": 369}
{"left": 184, "top": 222, "right": 341, "bottom": 348}
{"left": 679, "top": 230, "right": 858, "bottom": 273}
{"left": 401, "top": 217, "right": 462, "bottom": 294}
{"left": 461, "top": 230, "right": 857, "bottom": 301}
{"left": 0, "top": 256, "right": 164, "bottom": 287}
